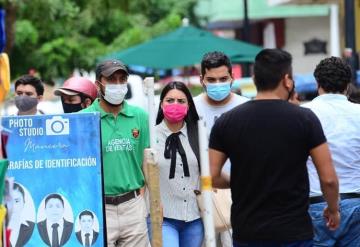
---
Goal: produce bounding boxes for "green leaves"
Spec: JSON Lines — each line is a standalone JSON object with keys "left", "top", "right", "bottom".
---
{"left": 15, "top": 20, "right": 39, "bottom": 46}
{"left": 6, "top": 0, "right": 197, "bottom": 80}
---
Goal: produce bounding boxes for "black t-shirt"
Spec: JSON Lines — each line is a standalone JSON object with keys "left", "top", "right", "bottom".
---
{"left": 209, "top": 100, "right": 326, "bottom": 242}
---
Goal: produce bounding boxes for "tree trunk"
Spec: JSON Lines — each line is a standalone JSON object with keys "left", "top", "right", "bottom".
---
{"left": 4, "top": 2, "right": 17, "bottom": 55}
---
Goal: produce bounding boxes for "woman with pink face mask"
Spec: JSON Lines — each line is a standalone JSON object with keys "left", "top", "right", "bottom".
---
{"left": 153, "top": 81, "right": 203, "bottom": 246}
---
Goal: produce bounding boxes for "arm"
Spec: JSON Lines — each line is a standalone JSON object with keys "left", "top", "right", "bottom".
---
{"left": 310, "top": 142, "right": 340, "bottom": 230}
{"left": 209, "top": 148, "right": 230, "bottom": 188}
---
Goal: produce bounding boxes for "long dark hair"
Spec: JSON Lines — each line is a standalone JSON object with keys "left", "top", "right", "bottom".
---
{"left": 156, "top": 81, "right": 200, "bottom": 164}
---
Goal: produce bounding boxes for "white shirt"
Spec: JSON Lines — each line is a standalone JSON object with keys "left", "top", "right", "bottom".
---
{"left": 302, "top": 94, "right": 360, "bottom": 196}
{"left": 155, "top": 121, "right": 200, "bottom": 221}
{"left": 194, "top": 93, "right": 249, "bottom": 173}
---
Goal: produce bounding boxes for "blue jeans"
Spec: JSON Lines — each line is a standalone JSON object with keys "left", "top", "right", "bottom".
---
{"left": 147, "top": 217, "right": 203, "bottom": 247}
{"left": 162, "top": 217, "right": 204, "bottom": 247}
{"left": 309, "top": 198, "right": 360, "bottom": 247}
{"left": 233, "top": 239, "right": 313, "bottom": 247}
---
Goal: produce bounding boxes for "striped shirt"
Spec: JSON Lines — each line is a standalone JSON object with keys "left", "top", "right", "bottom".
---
{"left": 155, "top": 121, "right": 201, "bottom": 221}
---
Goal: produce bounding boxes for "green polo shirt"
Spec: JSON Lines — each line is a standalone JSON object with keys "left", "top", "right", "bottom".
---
{"left": 81, "top": 99, "right": 149, "bottom": 195}
{"left": 0, "top": 159, "right": 8, "bottom": 202}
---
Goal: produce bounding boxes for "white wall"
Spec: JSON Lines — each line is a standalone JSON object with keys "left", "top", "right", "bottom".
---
{"left": 284, "top": 16, "right": 330, "bottom": 74}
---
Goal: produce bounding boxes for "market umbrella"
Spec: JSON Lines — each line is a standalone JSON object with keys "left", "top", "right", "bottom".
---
{"left": 102, "top": 25, "right": 262, "bottom": 69}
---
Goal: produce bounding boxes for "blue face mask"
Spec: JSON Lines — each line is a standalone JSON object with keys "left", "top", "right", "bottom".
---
{"left": 206, "top": 82, "right": 231, "bottom": 101}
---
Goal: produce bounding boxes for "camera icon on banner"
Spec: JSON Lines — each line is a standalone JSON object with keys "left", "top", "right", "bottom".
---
{"left": 45, "top": 116, "right": 70, "bottom": 135}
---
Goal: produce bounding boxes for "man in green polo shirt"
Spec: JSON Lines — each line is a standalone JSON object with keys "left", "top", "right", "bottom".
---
{"left": 82, "top": 59, "right": 150, "bottom": 247}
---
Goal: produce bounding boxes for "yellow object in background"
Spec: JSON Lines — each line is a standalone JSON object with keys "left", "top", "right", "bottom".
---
{"left": 0, "top": 53, "right": 10, "bottom": 102}
{"left": 0, "top": 205, "right": 6, "bottom": 247}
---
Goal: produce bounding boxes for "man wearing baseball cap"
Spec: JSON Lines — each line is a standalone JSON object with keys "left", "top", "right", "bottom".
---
{"left": 82, "top": 59, "right": 150, "bottom": 246}
{"left": 54, "top": 77, "right": 98, "bottom": 113}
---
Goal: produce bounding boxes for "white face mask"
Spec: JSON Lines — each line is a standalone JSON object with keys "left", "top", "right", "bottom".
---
{"left": 102, "top": 83, "right": 128, "bottom": 105}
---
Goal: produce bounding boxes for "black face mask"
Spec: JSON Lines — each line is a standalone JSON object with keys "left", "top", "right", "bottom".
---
{"left": 62, "top": 102, "right": 83, "bottom": 113}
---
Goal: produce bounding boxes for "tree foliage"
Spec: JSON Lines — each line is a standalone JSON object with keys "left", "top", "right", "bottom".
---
{"left": 0, "top": 0, "right": 197, "bottom": 80}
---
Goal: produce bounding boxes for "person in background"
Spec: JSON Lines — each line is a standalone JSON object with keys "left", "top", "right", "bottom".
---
{"left": 54, "top": 77, "right": 97, "bottom": 113}
{"left": 346, "top": 83, "right": 360, "bottom": 103}
{"left": 194, "top": 51, "right": 249, "bottom": 246}
{"left": 81, "top": 59, "right": 150, "bottom": 247}
{"left": 14, "top": 75, "right": 44, "bottom": 115}
{"left": 302, "top": 56, "right": 360, "bottom": 246}
{"left": 194, "top": 51, "right": 249, "bottom": 148}
{"left": 209, "top": 49, "right": 340, "bottom": 247}
{"left": 154, "top": 81, "right": 203, "bottom": 247}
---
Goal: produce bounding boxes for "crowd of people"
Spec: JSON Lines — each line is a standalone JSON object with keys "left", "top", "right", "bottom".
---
{"left": 1, "top": 48, "right": 360, "bottom": 247}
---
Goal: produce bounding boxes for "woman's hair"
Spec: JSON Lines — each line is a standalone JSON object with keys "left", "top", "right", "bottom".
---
{"left": 156, "top": 81, "right": 200, "bottom": 165}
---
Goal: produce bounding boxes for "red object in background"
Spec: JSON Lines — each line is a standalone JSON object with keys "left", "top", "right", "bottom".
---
{"left": 6, "top": 228, "right": 11, "bottom": 247}
{"left": 273, "top": 19, "right": 285, "bottom": 48}
{"left": 1, "top": 131, "right": 8, "bottom": 158}
{"left": 233, "top": 65, "right": 242, "bottom": 79}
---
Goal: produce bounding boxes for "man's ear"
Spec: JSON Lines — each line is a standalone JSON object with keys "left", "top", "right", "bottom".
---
{"left": 38, "top": 95, "right": 43, "bottom": 101}
{"left": 83, "top": 98, "right": 92, "bottom": 108}
{"left": 283, "top": 74, "right": 293, "bottom": 90}
{"left": 200, "top": 75, "right": 205, "bottom": 87}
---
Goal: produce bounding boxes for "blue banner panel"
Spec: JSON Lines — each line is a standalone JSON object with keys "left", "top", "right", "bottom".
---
{"left": 2, "top": 113, "right": 105, "bottom": 247}
{"left": 0, "top": 9, "right": 5, "bottom": 52}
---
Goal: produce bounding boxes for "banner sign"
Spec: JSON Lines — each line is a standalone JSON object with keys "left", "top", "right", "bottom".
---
{"left": 2, "top": 113, "right": 105, "bottom": 247}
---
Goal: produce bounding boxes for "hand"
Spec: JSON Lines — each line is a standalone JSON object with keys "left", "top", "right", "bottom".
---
{"left": 323, "top": 207, "right": 340, "bottom": 230}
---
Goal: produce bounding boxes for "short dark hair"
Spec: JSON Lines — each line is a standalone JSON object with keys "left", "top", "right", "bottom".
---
{"left": 15, "top": 75, "right": 45, "bottom": 96}
{"left": 201, "top": 51, "right": 232, "bottom": 76}
{"left": 254, "top": 49, "right": 292, "bottom": 91}
{"left": 347, "top": 83, "right": 360, "bottom": 103}
{"left": 45, "top": 193, "right": 64, "bottom": 208}
{"left": 314, "top": 56, "right": 352, "bottom": 93}
{"left": 13, "top": 183, "right": 25, "bottom": 203}
{"left": 79, "top": 210, "right": 94, "bottom": 220}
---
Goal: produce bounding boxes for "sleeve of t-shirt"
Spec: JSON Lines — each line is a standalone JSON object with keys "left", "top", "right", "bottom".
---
{"left": 305, "top": 109, "right": 327, "bottom": 150}
{"left": 136, "top": 110, "right": 150, "bottom": 168}
{"left": 209, "top": 116, "right": 226, "bottom": 153}
{"left": 141, "top": 111, "right": 150, "bottom": 149}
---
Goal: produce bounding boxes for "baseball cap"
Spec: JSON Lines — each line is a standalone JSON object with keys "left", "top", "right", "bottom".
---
{"left": 95, "top": 59, "right": 129, "bottom": 80}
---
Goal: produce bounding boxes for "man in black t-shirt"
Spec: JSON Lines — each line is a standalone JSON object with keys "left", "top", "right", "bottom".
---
{"left": 209, "top": 49, "right": 340, "bottom": 247}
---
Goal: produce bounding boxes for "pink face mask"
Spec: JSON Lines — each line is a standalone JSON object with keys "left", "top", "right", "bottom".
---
{"left": 163, "top": 104, "right": 188, "bottom": 123}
